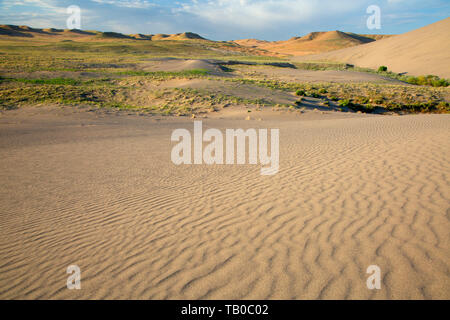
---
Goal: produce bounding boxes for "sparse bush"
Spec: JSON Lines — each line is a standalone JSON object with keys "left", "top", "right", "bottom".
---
{"left": 362, "top": 104, "right": 375, "bottom": 113}
{"left": 400, "top": 74, "right": 449, "bottom": 87}
{"left": 5, "top": 77, "right": 81, "bottom": 85}
{"left": 295, "top": 90, "right": 306, "bottom": 96}
{"left": 329, "top": 96, "right": 338, "bottom": 101}
{"left": 354, "top": 96, "right": 370, "bottom": 104}
{"left": 338, "top": 99, "right": 352, "bottom": 107}
{"left": 437, "top": 101, "right": 450, "bottom": 112}
{"left": 116, "top": 69, "right": 209, "bottom": 78}
{"left": 378, "top": 66, "right": 388, "bottom": 72}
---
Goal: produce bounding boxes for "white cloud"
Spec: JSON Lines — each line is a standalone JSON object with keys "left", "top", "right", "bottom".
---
{"left": 175, "top": 0, "right": 361, "bottom": 30}
{"left": 0, "top": 0, "right": 97, "bottom": 29}
{"left": 91, "top": 0, "right": 157, "bottom": 9}
{"left": 1, "top": 0, "right": 68, "bottom": 14}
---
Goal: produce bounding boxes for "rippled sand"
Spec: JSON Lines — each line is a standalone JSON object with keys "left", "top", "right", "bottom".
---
{"left": 0, "top": 109, "right": 449, "bottom": 299}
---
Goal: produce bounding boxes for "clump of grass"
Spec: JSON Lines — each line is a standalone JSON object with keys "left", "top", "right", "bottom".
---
{"left": 437, "top": 101, "right": 450, "bottom": 112}
{"left": 308, "top": 91, "right": 321, "bottom": 98}
{"left": 4, "top": 77, "right": 81, "bottom": 85}
{"left": 338, "top": 99, "right": 352, "bottom": 107}
{"left": 378, "top": 66, "right": 388, "bottom": 72}
{"left": 400, "top": 75, "right": 449, "bottom": 87}
{"left": 296, "top": 89, "right": 306, "bottom": 96}
{"left": 328, "top": 95, "right": 338, "bottom": 101}
{"left": 115, "top": 69, "right": 209, "bottom": 78}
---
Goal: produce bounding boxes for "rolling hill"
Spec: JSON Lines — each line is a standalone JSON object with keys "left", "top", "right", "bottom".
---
{"left": 0, "top": 25, "right": 207, "bottom": 41}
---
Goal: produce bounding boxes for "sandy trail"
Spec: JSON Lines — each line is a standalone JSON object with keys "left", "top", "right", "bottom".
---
{"left": 158, "top": 79, "right": 299, "bottom": 106}
{"left": 0, "top": 109, "right": 449, "bottom": 299}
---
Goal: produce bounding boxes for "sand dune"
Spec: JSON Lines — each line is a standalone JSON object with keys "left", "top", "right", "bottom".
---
{"left": 233, "top": 31, "right": 392, "bottom": 56}
{"left": 293, "top": 18, "right": 450, "bottom": 78}
{"left": 0, "top": 109, "right": 448, "bottom": 299}
{"left": 142, "top": 59, "right": 226, "bottom": 76}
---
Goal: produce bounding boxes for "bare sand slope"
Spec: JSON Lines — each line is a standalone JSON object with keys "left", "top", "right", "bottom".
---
{"left": 0, "top": 109, "right": 449, "bottom": 299}
{"left": 142, "top": 59, "right": 224, "bottom": 74}
{"left": 158, "top": 79, "right": 298, "bottom": 105}
{"left": 293, "top": 18, "right": 450, "bottom": 78}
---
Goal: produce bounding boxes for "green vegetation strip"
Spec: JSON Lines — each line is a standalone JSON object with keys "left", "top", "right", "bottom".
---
{"left": 115, "top": 69, "right": 209, "bottom": 77}
{"left": 294, "top": 62, "right": 449, "bottom": 87}
{"left": 1, "top": 77, "right": 81, "bottom": 85}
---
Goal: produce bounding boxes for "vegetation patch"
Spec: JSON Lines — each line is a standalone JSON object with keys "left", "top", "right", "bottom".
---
{"left": 115, "top": 69, "right": 210, "bottom": 78}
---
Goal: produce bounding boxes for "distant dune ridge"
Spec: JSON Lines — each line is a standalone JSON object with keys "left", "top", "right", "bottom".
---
{"left": 233, "top": 31, "right": 394, "bottom": 56}
{"left": 0, "top": 24, "right": 391, "bottom": 56}
{"left": 293, "top": 18, "right": 450, "bottom": 78}
{"left": 0, "top": 24, "right": 206, "bottom": 41}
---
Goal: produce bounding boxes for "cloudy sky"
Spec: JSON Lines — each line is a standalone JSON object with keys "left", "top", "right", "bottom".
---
{"left": 1, "top": 0, "right": 449, "bottom": 40}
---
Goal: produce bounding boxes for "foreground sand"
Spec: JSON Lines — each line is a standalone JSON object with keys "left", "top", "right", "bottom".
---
{"left": 0, "top": 108, "right": 449, "bottom": 299}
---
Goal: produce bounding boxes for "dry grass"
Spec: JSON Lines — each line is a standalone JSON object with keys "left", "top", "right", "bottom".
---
{"left": 1, "top": 36, "right": 449, "bottom": 115}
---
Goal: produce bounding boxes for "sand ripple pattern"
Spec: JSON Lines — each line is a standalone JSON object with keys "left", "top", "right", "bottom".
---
{"left": 0, "top": 114, "right": 449, "bottom": 299}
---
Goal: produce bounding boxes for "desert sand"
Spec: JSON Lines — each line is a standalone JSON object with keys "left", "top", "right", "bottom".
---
{"left": 0, "top": 107, "right": 448, "bottom": 299}
{"left": 293, "top": 18, "right": 450, "bottom": 78}
{"left": 234, "top": 31, "right": 393, "bottom": 56}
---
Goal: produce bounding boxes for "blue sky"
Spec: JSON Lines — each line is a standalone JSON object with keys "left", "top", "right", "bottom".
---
{"left": 1, "top": 0, "right": 449, "bottom": 40}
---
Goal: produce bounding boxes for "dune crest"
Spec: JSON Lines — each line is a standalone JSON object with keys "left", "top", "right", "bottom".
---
{"left": 0, "top": 24, "right": 207, "bottom": 42}
{"left": 233, "top": 31, "right": 393, "bottom": 56}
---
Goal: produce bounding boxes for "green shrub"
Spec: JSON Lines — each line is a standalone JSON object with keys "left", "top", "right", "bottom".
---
{"left": 400, "top": 75, "right": 449, "bottom": 87}
{"left": 354, "top": 96, "right": 370, "bottom": 104}
{"left": 6, "top": 77, "right": 80, "bottom": 85}
{"left": 361, "top": 104, "right": 375, "bottom": 113}
{"left": 437, "top": 101, "right": 450, "bottom": 112}
{"left": 338, "top": 99, "right": 352, "bottom": 107}
{"left": 378, "top": 66, "right": 388, "bottom": 72}
{"left": 116, "top": 69, "right": 209, "bottom": 78}
{"left": 329, "top": 96, "right": 338, "bottom": 101}
{"left": 295, "top": 90, "right": 306, "bottom": 96}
